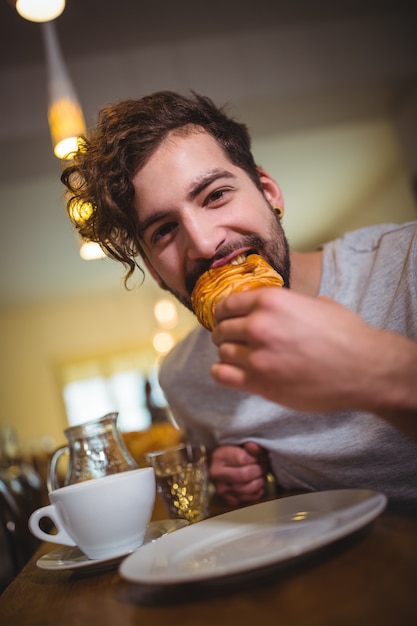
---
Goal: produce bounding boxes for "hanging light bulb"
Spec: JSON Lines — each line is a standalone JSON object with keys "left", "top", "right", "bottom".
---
{"left": 15, "top": 0, "right": 66, "bottom": 23}
{"left": 70, "top": 201, "right": 107, "bottom": 261}
{"left": 41, "top": 21, "right": 86, "bottom": 159}
{"left": 79, "top": 240, "right": 107, "bottom": 261}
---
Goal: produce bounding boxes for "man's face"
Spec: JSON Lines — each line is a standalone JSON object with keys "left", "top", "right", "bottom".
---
{"left": 133, "top": 129, "right": 290, "bottom": 311}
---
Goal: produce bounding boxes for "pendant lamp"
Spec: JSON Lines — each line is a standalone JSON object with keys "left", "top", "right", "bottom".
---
{"left": 41, "top": 21, "right": 86, "bottom": 160}
{"left": 14, "top": 0, "right": 66, "bottom": 23}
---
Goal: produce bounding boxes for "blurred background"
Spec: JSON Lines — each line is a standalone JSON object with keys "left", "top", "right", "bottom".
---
{"left": 0, "top": 0, "right": 416, "bottom": 458}
{"left": 0, "top": 0, "right": 416, "bottom": 588}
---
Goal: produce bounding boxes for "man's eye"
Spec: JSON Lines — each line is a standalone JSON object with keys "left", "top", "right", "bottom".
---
{"left": 206, "top": 188, "right": 230, "bottom": 205}
{"left": 152, "top": 222, "right": 177, "bottom": 244}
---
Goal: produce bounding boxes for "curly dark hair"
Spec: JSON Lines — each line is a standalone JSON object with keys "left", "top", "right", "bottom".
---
{"left": 61, "top": 91, "right": 261, "bottom": 285}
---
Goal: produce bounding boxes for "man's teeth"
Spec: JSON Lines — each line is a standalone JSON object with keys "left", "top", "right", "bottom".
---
{"left": 229, "top": 253, "right": 247, "bottom": 265}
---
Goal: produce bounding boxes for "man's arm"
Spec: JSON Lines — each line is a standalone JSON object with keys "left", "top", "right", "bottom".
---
{"left": 211, "top": 288, "right": 417, "bottom": 439}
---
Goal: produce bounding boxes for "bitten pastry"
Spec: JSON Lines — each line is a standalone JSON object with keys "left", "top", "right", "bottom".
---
{"left": 191, "top": 253, "right": 284, "bottom": 331}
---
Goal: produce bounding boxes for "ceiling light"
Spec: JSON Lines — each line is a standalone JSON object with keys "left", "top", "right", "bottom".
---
{"left": 42, "top": 21, "right": 86, "bottom": 159}
{"left": 15, "top": 0, "right": 66, "bottom": 23}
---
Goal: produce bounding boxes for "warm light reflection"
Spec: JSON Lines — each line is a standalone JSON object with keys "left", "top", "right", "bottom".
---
{"left": 152, "top": 332, "right": 175, "bottom": 354}
{"left": 153, "top": 299, "right": 178, "bottom": 328}
{"left": 292, "top": 511, "right": 309, "bottom": 521}
{"left": 69, "top": 199, "right": 94, "bottom": 224}
{"left": 16, "top": 0, "right": 66, "bottom": 22}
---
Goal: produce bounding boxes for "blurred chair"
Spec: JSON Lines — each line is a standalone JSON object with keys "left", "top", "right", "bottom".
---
{"left": 0, "top": 426, "right": 44, "bottom": 591}
{"left": 0, "top": 478, "right": 34, "bottom": 591}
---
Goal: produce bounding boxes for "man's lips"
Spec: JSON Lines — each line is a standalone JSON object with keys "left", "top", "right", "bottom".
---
{"left": 210, "top": 248, "right": 256, "bottom": 269}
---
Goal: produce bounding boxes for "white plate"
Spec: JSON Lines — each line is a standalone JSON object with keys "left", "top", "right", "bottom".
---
{"left": 36, "top": 519, "right": 188, "bottom": 572}
{"left": 119, "top": 489, "right": 387, "bottom": 584}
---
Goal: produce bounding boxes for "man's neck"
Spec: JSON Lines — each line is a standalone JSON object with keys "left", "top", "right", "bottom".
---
{"left": 289, "top": 249, "right": 323, "bottom": 297}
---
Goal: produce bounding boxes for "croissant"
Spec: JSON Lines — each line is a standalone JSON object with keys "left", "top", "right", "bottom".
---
{"left": 191, "top": 253, "right": 284, "bottom": 331}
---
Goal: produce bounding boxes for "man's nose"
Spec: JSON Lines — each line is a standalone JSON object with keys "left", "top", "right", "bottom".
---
{"left": 183, "top": 214, "right": 225, "bottom": 261}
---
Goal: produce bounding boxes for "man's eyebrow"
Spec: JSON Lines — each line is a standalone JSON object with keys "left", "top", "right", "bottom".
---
{"left": 187, "top": 169, "right": 236, "bottom": 201}
{"left": 137, "top": 169, "right": 237, "bottom": 237}
{"left": 137, "top": 210, "right": 170, "bottom": 238}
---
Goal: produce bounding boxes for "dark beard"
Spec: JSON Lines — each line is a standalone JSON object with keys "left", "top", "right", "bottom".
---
{"left": 159, "top": 210, "right": 291, "bottom": 315}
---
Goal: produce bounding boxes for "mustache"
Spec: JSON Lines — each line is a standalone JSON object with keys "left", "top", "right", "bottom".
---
{"left": 185, "top": 235, "right": 266, "bottom": 296}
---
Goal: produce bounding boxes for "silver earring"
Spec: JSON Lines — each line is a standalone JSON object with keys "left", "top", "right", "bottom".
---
{"left": 274, "top": 206, "right": 283, "bottom": 218}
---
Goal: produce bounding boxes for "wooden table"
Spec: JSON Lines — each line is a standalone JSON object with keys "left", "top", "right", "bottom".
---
{"left": 1, "top": 493, "right": 416, "bottom": 626}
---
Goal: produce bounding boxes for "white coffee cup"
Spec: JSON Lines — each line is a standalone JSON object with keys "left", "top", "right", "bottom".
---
{"left": 29, "top": 468, "right": 155, "bottom": 559}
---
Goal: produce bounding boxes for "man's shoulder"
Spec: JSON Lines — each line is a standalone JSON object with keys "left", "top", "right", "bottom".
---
{"left": 320, "top": 221, "right": 417, "bottom": 302}
{"left": 332, "top": 221, "right": 417, "bottom": 253}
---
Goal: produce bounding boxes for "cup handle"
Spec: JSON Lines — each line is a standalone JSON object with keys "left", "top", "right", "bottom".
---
{"left": 47, "top": 445, "right": 69, "bottom": 493}
{"left": 28, "top": 505, "right": 76, "bottom": 547}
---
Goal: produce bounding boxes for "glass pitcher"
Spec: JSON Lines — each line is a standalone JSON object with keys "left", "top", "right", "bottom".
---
{"left": 47, "top": 412, "right": 137, "bottom": 492}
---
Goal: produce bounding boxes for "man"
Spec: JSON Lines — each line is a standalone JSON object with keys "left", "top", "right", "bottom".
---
{"left": 62, "top": 91, "right": 417, "bottom": 514}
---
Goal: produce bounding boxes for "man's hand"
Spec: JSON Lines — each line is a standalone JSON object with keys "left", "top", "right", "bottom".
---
{"left": 209, "top": 443, "right": 269, "bottom": 506}
{"left": 211, "top": 287, "right": 417, "bottom": 427}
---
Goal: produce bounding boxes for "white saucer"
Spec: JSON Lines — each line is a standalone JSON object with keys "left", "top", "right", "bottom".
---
{"left": 36, "top": 519, "right": 188, "bottom": 572}
{"left": 119, "top": 489, "right": 387, "bottom": 584}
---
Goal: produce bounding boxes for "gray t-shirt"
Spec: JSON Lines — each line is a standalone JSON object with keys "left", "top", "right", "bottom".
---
{"left": 160, "top": 222, "right": 417, "bottom": 513}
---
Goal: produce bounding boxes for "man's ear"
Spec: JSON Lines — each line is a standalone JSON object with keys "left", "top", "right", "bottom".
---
{"left": 257, "top": 166, "right": 284, "bottom": 210}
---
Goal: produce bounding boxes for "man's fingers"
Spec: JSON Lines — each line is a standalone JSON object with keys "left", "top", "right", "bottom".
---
{"left": 215, "top": 477, "right": 265, "bottom": 505}
{"left": 209, "top": 458, "right": 264, "bottom": 484}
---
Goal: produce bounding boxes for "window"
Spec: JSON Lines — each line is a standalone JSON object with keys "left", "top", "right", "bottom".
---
{"left": 59, "top": 349, "right": 168, "bottom": 432}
